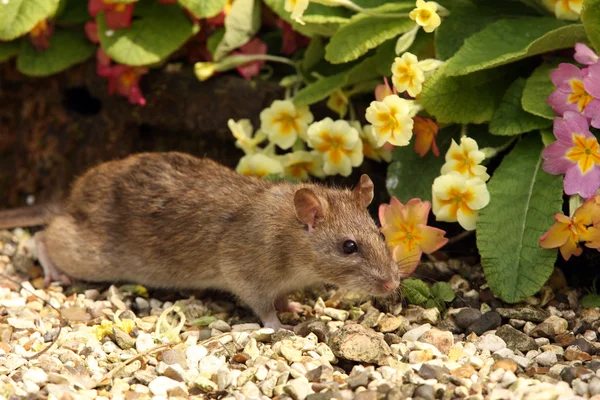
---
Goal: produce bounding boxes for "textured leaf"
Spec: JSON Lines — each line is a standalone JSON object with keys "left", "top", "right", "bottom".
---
{"left": 540, "top": 128, "right": 555, "bottom": 146}
{"left": 477, "top": 134, "right": 563, "bottom": 303}
{"left": 325, "top": 3, "right": 414, "bottom": 64}
{"left": 402, "top": 279, "right": 430, "bottom": 305}
{"left": 302, "top": 36, "right": 325, "bottom": 73}
{"left": 582, "top": 294, "right": 600, "bottom": 308}
{"left": 214, "top": 0, "right": 261, "bottom": 61}
{"left": 375, "top": 30, "right": 433, "bottom": 76}
{"left": 387, "top": 126, "right": 458, "bottom": 203}
{"left": 56, "top": 0, "right": 89, "bottom": 24}
{"left": 179, "top": 0, "right": 227, "bottom": 18}
{"left": 0, "top": 40, "right": 20, "bottom": 62}
{"left": 293, "top": 73, "right": 347, "bottom": 106}
{"left": 431, "top": 282, "right": 455, "bottom": 302}
{"left": 444, "top": 18, "right": 586, "bottom": 76}
{"left": 17, "top": 29, "right": 94, "bottom": 76}
{"left": 0, "top": 0, "right": 60, "bottom": 41}
{"left": 419, "top": 63, "right": 513, "bottom": 124}
{"left": 522, "top": 60, "right": 563, "bottom": 120}
{"left": 489, "top": 78, "right": 552, "bottom": 136}
{"left": 207, "top": 28, "right": 225, "bottom": 57}
{"left": 262, "top": 0, "right": 348, "bottom": 38}
{"left": 582, "top": 0, "right": 600, "bottom": 52}
{"left": 98, "top": 1, "right": 196, "bottom": 66}
{"left": 345, "top": 56, "right": 380, "bottom": 85}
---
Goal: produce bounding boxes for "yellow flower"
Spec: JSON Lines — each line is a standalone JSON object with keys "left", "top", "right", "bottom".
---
{"left": 409, "top": 0, "right": 442, "bottom": 33}
{"left": 441, "top": 136, "right": 490, "bottom": 181}
{"left": 307, "top": 118, "right": 363, "bottom": 177}
{"left": 391, "top": 53, "right": 425, "bottom": 97}
{"left": 542, "top": 0, "right": 582, "bottom": 20}
{"left": 352, "top": 122, "right": 392, "bottom": 163}
{"left": 285, "top": 0, "right": 309, "bottom": 23}
{"left": 194, "top": 62, "right": 216, "bottom": 81}
{"left": 282, "top": 151, "right": 325, "bottom": 180}
{"left": 227, "top": 119, "right": 266, "bottom": 155}
{"left": 236, "top": 153, "right": 283, "bottom": 178}
{"left": 327, "top": 90, "right": 349, "bottom": 118}
{"left": 365, "top": 94, "right": 419, "bottom": 147}
{"left": 432, "top": 172, "right": 490, "bottom": 231}
{"left": 260, "top": 99, "right": 314, "bottom": 150}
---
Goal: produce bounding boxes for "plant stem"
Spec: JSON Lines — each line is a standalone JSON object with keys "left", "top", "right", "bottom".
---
{"left": 446, "top": 230, "right": 474, "bottom": 246}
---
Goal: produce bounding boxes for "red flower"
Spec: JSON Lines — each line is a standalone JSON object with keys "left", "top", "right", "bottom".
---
{"left": 88, "top": 0, "right": 134, "bottom": 30}
{"left": 412, "top": 116, "right": 440, "bottom": 157}
{"left": 85, "top": 21, "right": 100, "bottom": 44}
{"left": 205, "top": 0, "right": 233, "bottom": 27}
{"left": 95, "top": 48, "right": 147, "bottom": 106}
{"left": 29, "top": 19, "right": 53, "bottom": 50}
{"left": 232, "top": 38, "right": 268, "bottom": 80}
{"left": 276, "top": 19, "right": 310, "bottom": 56}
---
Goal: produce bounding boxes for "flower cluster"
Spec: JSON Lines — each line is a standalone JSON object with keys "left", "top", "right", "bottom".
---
{"left": 540, "top": 195, "right": 600, "bottom": 261}
{"left": 541, "top": 0, "right": 582, "bottom": 21}
{"left": 431, "top": 137, "right": 491, "bottom": 231}
{"left": 391, "top": 52, "right": 444, "bottom": 98}
{"left": 379, "top": 197, "right": 448, "bottom": 276}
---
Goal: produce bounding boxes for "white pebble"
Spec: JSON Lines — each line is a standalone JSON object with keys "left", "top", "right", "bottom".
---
{"left": 148, "top": 376, "right": 184, "bottom": 396}
{"left": 199, "top": 355, "right": 225, "bottom": 378}
{"left": 186, "top": 344, "right": 208, "bottom": 368}
{"left": 135, "top": 332, "right": 155, "bottom": 353}
{"left": 22, "top": 368, "right": 48, "bottom": 385}
{"left": 7, "top": 318, "right": 35, "bottom": 330}
{"left": 403, "top": 324, "right": 432, "bottom": 342}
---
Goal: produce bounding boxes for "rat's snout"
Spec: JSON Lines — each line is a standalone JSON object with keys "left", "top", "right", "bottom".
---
{"left": 380, "top": 278, "right": 399, "bottom": 293}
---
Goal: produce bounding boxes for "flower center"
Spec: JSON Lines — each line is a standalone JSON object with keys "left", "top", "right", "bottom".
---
{"left": 568, "top": 79, "right": 594, "bottom": 112}
{"left": 273, "top": 113, "right": 298, "bottom": 135}
{"left": 566, "top": 134, "right": 600, "bottom": 174}
{"left": 419, "top": 9, "right": 431, "bottom": 20}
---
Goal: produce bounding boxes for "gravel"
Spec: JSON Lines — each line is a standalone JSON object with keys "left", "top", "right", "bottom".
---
{"left": 0, "top": 228, "right": 599, "bottom": 399}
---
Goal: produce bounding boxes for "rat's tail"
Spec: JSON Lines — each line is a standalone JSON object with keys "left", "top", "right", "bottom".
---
{"left": 0, "top": 203, "right": 60, "bottom": 230}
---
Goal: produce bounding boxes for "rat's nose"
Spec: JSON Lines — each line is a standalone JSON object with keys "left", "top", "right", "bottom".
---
{"left": 382, "top": 279, "right": 399, "bottom": 292}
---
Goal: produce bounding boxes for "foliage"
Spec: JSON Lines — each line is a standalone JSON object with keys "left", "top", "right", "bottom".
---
{"left": 402, "top": 279, "right": 455, "bottom": 312}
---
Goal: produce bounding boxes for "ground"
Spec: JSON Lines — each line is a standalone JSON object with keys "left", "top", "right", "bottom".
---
{"left": 0, "top": 228, "right": 599, "bottom": 400}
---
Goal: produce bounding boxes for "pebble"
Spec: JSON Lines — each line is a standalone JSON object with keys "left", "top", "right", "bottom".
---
{"left": 378, "top": 316, "right": 407, "bottom": 333}
{"left": 135, "top": 332, "right": 155, "bottom": 353}
{"left": 7, "top": 318, "right": 35, "bottom": 330}
{"left": 284, "top": 377, "right": 311, "bottom": 400}
{"left": 186, "top": 345, "right": 208, "bottom": 367}
{"left": 195, "top": 376, "right": 218, "bottom": 392}
{"left": 455, "top": 308, "right": 482, "bottom": 329}
{"left": 535, "top": 351, "right": 558, "bottom": 367}
{"left": 232, "top": 323, "right": 261, "bottom": 332}
{"left": 324, "top": 307, "right": 349, "bottom": 321}
{"left": 209, "top": 320, "right": 231, "bottom": 332}
{"left": 496, "top": 307, "right": 550, "bottom": 323}
{"left": 475, "top": 335, "right": 506, "bottom": 352}
{"left": 414, "top": 384, "right": 435, "bottom": 400}
{"left": 465, "top": 311, "right": 501, "bottom": 336}
{"left": 402, "top": 324, "right": 432, "bottom": 342}
{"left": 329, "top": 324, "right": 391, "bottom": 364}
{"left": 148, "top": 376, "right": 188, "bottom": 397}
{"left": 495, "top": 324, "right": 538, "bottom": 352}
{"left": 531, "top": 316, "right": 568, "bottom": 338}
{"left": 419, "top": 328, "right": 453, "bottom": 355}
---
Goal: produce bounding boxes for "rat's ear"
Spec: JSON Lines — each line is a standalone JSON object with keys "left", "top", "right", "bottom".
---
{"left": 294, "top": 188, "right": 324, "bottom": 230}
{"left": 353, "top": 174, "right": 374, "bottom": 208}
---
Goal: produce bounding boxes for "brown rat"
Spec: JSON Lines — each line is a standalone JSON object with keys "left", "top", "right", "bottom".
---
{"left": 0, "top": 152, "right": 400, "bottom": 329}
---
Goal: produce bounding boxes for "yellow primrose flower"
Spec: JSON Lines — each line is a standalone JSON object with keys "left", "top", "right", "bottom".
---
{"left": 260, "top": 99, "right": 314, "bottom": 150}
{"left": 441, "top": 136, "right": 490, "bottom": 181}
{"left": 236, "top": 153, "right": 283, "bottom": 178}
{"left": 327, "top": 90, "right": 349, "bottom": 118}
{"left": 227, "top": 119, "right": 266, "bottom": 155}
{"left": 409, "top": 0, "right": 442, "bottom": 33}
{"left": 352, "top": 122, "right": 393, "bottom": 163}
{"left": 285, "top": 0, "right": 309, "bottom": 23}
{"left": 391, "top": 53, "right": 424, "bottom": 97}
{"left": 365, "top": 94, "right": 419, "bottom": 147}
{"left": 307, "top": 118, "right": 363, "bottom": 177}
{"left": 542, "top": 0, "right": 581, "bottom": 20}
{"left": 282, "top": 150, "right": 325, "bottom": 180}
{"left": 432, "top": 172, "right": 490, "bottom": 231}
{"left": 194, "top": 62, "right": 216, "bottom": 81}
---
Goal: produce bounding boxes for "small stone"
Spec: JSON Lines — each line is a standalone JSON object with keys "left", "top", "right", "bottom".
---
{"left": 419, "top": 364, "right": 448, "bottom": 381}
{"left": 455, "top": 309, "right": 482, "bottom": 329}
{"left": 584, "top": 330, "right": 597, "bottom": 342}
{"left": 305, "top": 365, "right": 333, "bottom": 383}
{"left": 0, "top": 324, "right": 12, "bottom": 342}
{"left": 475, "top": 335, "right": 506, "bottom": 352}
{"left": 7, "top": 318, "right": 35, "bottom": 330}
{"left": 535, "top": 351, "right": 558, "bottom": 367}
{"left": 573, "top": 379, "right": 589, "bottom": 397}
{"left": 530, "top": 316, "right": 568, "bottom": 338}
{"left": 465, "top": 311, "right": 501, "bottom": 336}
{"left": 451, "top": 364, "right": 476, "bottom": 379}
{"left": 561, "top": 367, "right": 594, "bottom": 384}
{"left": 113, "top": 327, "right": 136, "bottom": 350}
{"left": 161, "top": 349, "right": 186, "bottom": 367}
{"left": 492, "top": 359, "right": 518, "bottom": 373}
{"left": 414, "top": 385, "right": 434, "bottom": 400}
{"left": 378, "top": 316, "right": 407, "bottom": 333}
{"left": 348, "top": 371, "right": 369, "bottom": 389}
{"left": 360, "top": 307, "right": 382, "bottom": 328}
{"left": 194, "top": 376, "right": 218, "bottom": 392}
{"left": 232, "top": 323, "right": 261, "bottom": 332}
{"left": 209, "top": 320, "right": 231, "bottom": 332}
{"left": 384, "top": 333, "right": 402, "bottom": 346}
{"left": 186, "top": 345, "right": 208, "bottom": 367}
{"left": 22, "top": 368, "right": 48, "bottom": 385}
{"left": 408, "top": 349, "right": 434, "bottom": 363}
{"left": 148, "top": 376, "right": 187, "bottom": 397}
{"left": 589, "top": 377, "right": 600, "bottom": 396}
{"left": 402, "top": 324, "right": 431, "bottom": 342}
{"left": 284, "top": 377, "right": 311, "bottom": 400}
{"left": 251, "top": 328, "right": 274, "bottom": 342}
{"left": 329, "top": 324, "right": 391, "bottom": 364}
{"left": 324, "top": 307, "right": 349, "bottom": 321}
{"left": 572, "top": 338, "right": 596, "bottom": 355}
{"left": 241, "top": 381, "right": 261, "bottom": 398}
{"left": 135, "top": 332, "right": 155, "bottom": 353}
{"left": 281, "top": 342, "right": 303, "bottom": 363}
{"left": 422, "top": 308, "right": 440, "bottom": 324}
{"left": 496, "top": 307, "right": 550, "bottom": 323}
{"left": 217, "top": 367, "right": 232, "bottom": 390}
{"left": 354, "top": 391, "right": 378, "bottom": 400}
{"left": 419, "top": 328, "right": 453, "bottom": 355}
{"left": 495, "top": 325, "right": 538, "bottom": 352}
{"left": 244, "top": 338, "right": 260, "bottom": 360}
{"left": 565, "top": 345, "right": 592, "bottom": 361}
{"left": 273, "top": 329, "right": 296, "bottom": 342}
{"left": 294, "top": 320, "right": 329, "bottom": 343}
{"left": 501, "top": 371, "right": 518, "bottom": 387}
{"left": 554, "top": 333, "right": 576, "bottom": 347}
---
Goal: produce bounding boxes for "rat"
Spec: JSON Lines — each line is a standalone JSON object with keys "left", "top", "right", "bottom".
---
{"left": 0, "top": 152, "right": 400, "bottom": 329}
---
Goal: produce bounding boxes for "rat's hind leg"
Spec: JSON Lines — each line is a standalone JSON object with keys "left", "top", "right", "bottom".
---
{"left": 34, "top": 231, "right": 72, "bottom": 287}
{"left": 240, "top": 291, "right": 293, "bottom": 330}
{"left": 274, "top": 295, "right": 303, "bottom": 314}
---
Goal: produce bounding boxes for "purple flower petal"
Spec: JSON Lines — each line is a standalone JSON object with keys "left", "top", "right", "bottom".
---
{"left": 574, "top": 43, "right": 599, "bottom": 66}
{"left": 564, "top": 165, "right": 600, "bottom": 199}
{"left": 547, "top": 89, "right": 581, "bottom": 116}
{"left": 554, "top": 111, "right": 593, "bottom": 140}
{"left": 542, "top": 141, "right": 575, "bottom": 175}
{"left": 551, "top": 63, "right": 583, "bottom": 91}
{"left": 583, "top": 62, "right": 600, "bottom": 98}
{"left": 585, "top": 98, "right": 600, "bottom": 128}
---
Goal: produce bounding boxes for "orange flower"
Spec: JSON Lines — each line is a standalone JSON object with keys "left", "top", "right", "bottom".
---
{"left": 540, "top": 194, "right": 600, "bottom": 260}
{"left": 413, "top": 116, "right": 439, "bottom": 157}
{"left": 379, "top": 197, "right": 448, "bottom": 276}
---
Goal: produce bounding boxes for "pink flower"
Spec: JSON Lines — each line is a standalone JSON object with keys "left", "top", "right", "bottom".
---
{"left": 232, "top": 38, "right": 268, "bottom": 80}
{"left": 276, "top": 19, "right": 310, "bottom": 55}
{"left": 94, "top": 48, "right": 147, "bottom": 106}
{"left": 88, "top": 0, "right": 134, "bottom": 30}
{"left": 584, "top": 62, "right": 600, "bottom": 128}
{"left": 374, "top": 77, "right": 395, "bottom": 101}
{"left": 574, "top": 43, "right": 599, "bottom": 66}
{"left": 542, "top": 111, "right": 600, "bottom": 198}
{"left": 547, "top": 63, "right": 596, "bottom": 116}
{"left": 85, "top": 21, "right": 99, "bottom": 44}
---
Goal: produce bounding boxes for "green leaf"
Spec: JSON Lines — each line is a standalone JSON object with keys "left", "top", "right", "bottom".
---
{"left": 419, "top": 63, "right": 513, "bottom": 124}
{"left": 445, "top": 18, "right": 586, "bottom": 76}
{"left": 119, "top": 284, "right": 149, "bottom": 298}
{"left": 374, "top": 30, "right": 433, "bottom": 76}
{"left": 98, "top": 1, "right": 197, "bottom": 67}
{"left": 345, "top": 55, "right": 380, "bottom": 86}
{"left": 189, "top": 316, "right": 217, "bottom": 327}
{"left": 17, "top": 29, "right": 95, "bottom": 76}
{"left": 387, "top": 126, "right": 458, "bottom": 203}
{"left": 179, "top": 0, "right": 227, "bottom": 18}
{"left": 582, "top": 0, "right": 600, "bottom": 52}
{"left": 55, "top": 0, "right": 89, "bottom": 24}
{"left": 325, "top": 3, "right": 414, "bottom": 64}
{"left": 293, "top": 73, "right": 347, "bottom": 106}
{"left": 207, "top": 28, "right": 225, "bottom": 57}
{"left": 425, "top": 298, "right": 444, "bottom": 311}
{"left": 0, "top": 40, "right": 20, "bottom": 62}
{"left": 431, "top": 282, "right": 455, "bottom": 303}
{"left": 262, "top": 0, "right": 347, "bottom": 38}
{"left": 0, "top": 0, "right": 60, "bottom": 41}
{"left": 522, "top": 60, "right": 563, "bottom": 120}
{"left": 477, "top": 134, "right": 563, "bottom": 303}
{"left": 302, "top": 36, "right": 324, "bottom": 73}
{"left": 489, "top": 78, "right": 552, "bottom": 136}
{"left": 540, "top": 128, "right": 555, "bottom": 147}
{"left": 214, "top": 0, "right": 261, "bottom": 61}
{"left": 402, "top": 279, "right": 431, "bottom": 305}
{"left": 582, "top": 294, "right": 600, "bottom": 308}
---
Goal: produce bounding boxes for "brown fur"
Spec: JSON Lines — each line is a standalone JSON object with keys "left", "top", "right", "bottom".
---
{"left": 0, "top": 152, "right": 399, "bottom": 328}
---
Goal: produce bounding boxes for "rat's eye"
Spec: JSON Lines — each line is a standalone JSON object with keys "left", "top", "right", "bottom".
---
{"left": 343, "top": 240, "right": 358, "bottom": 254}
